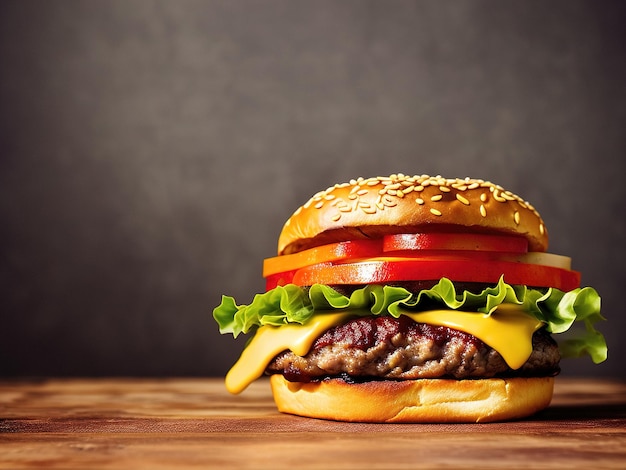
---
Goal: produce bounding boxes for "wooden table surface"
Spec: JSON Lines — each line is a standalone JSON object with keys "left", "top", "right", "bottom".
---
{"left": 1, "top": 377, "right": 625, "bottom": 469}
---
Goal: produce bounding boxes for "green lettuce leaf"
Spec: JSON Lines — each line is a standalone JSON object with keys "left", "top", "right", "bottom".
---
{"left": 212, "top": 277, "right": 607, "bottom": 363}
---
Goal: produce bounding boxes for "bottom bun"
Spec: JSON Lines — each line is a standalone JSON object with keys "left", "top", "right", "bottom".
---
{"left": 270, "top": 375, "right": 554, "bottom": 423}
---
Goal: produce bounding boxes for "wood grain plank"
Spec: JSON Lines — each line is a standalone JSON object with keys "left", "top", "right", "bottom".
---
{"left": 0, "top": 378, "right": 625, "bottom": 469}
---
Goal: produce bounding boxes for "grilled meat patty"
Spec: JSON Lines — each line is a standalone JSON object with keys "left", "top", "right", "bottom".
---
{"left": 266, "top": 315, "right": 560, "bottom": 383}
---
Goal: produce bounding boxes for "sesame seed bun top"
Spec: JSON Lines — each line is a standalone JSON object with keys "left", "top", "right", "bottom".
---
{"left": 277, "top": 174, "right": 548, "bottom": 255}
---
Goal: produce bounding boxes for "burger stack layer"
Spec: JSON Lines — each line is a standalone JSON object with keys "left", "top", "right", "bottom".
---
{"left": 213, "top": 174, "right": 607, "bottom": 423}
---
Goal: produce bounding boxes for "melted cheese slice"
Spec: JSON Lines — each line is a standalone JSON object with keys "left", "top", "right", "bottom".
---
{"left": 225, "top": 305, "right": 543, "bottom": 394}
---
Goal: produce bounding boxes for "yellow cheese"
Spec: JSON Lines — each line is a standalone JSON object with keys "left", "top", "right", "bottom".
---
{"left": 402, "top": 304, "right": 543, "bottom": 369}
{"left": 225, "top": 313, "right": 349, "bottom": 394}
{"left": 225, "top": 305, "right": 543, "bottom": 394}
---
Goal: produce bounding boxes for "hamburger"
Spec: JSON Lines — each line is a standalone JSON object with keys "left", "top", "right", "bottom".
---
{"left": 213, "top": 174, "right": 606, "bottom": 423}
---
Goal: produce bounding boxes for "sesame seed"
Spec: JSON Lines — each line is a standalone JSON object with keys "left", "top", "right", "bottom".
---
{"left": 493, "top": 191, "right": 507, "bottom": 202}
{"left": 480, "top": 204, "right": 487, "bottom": 217}
{"left": 431, "top": 194, "right": 443, "bottom": 202}
{"left": 430, "top": 208, "right": 442, "bottom": 216}
{"left": 359, "top": 201, "right": 376, "bottom": 214}
{"left": 382, "top": 195, "right": 397, "bottom": 207}
{"left": 314, "top": 201, "right": 324, "bottom": 209}
{"left": 514, "top": 211, "right": 520, "bottom": 225}
{"left": 357, "top": 189, "right": 369, "bottom": 196}
{"left": 416, "top": 198, "right": 425, "bottom": 205}
{"left": 456, "top": 194, "right": 470, "bottom": 205}
{"left": 480, "top": 193, "right": 488, "bottom": 202}
{"left": 331, "top": 213, "right": 341, "bottom": 222}
{"left": 439, "top": 186, "right": 451, "bottom": 192}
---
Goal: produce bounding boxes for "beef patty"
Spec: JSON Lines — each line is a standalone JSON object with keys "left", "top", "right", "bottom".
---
{"left": 266, "top": 315, "right": 560, "bottom": 383}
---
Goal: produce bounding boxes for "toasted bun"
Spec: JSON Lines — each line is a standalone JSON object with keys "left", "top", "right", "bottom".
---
{"left": 270, "top": 375, "right": 554, "bottom": 423}
{"left": 278, "top": 174, "right": 548, "bottom": 255}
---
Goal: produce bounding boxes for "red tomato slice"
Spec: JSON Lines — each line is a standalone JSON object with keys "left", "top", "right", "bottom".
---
{"left": 263, "top": 239, "right": 380, "bottom": 278}
{"left": 264, "top": 233, "right": 530, "bottom": 278}
{"left": 383, "top": 233, "right": 528, "bottom": 253}
{"left": 287, "top": 258, "right": 580, "bottom": 292}
{"left": 265, "top": 269, "right": 299, "bottom": 290}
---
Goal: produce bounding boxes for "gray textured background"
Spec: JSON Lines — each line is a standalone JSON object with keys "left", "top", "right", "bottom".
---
{"left": 1, "top": 1, "right": 624, "bottom": 379}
